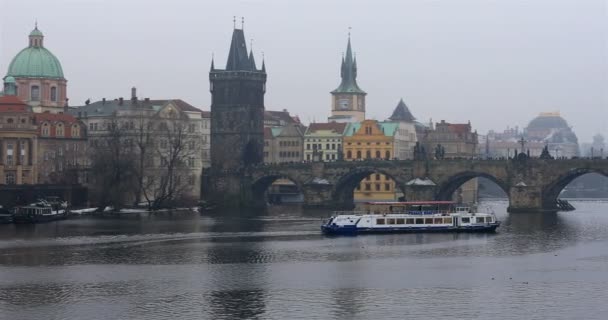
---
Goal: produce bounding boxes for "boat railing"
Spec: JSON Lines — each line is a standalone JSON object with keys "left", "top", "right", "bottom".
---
{"left": 332, "top": 211, "right": 367, "bottom": 215}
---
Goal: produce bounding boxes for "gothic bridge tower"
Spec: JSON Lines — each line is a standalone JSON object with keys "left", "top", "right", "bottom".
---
{"left": 210, "top": 24, "right": 267, "bottom": 171}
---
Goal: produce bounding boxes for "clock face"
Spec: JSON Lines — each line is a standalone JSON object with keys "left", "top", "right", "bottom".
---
{"left": 339, "top": 99, "right": 350, "bottom": 110}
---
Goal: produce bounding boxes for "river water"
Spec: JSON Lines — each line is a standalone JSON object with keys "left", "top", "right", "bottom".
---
{"left": 1, "top": 201, "right": 608, "bottom": 320}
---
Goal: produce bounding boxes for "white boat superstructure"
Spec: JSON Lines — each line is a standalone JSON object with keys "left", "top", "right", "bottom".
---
{"left": 321, "top": 201, "right": 500, "bottom": 235}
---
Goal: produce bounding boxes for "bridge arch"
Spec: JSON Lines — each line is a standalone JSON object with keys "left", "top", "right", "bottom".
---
{"left": 251, "top": 174, "right": 304, "bottom": 206}
{"left": 332, "top": 166, "right": 407, "bottom": 208}
{"left": 436, "top": 171, "right": 510, "bottom": 202}
{"left": 542, "top": 168, "right": 608, "bottom": 209}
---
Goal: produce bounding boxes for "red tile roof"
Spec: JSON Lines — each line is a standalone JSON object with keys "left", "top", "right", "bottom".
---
{"left": 0, "top": 95, "right": 29, "bottom": 112}
{"left": 447, "top": 123, "right": 472, "bottom": 135}
{"left": 306, "top": 122, "right": 347, "bottom": 134}
{"left": 34, "top": 112, "right": 81, "bottom": 125}
{"left": 263, "top": 127, "right": 273, "bottom": 139}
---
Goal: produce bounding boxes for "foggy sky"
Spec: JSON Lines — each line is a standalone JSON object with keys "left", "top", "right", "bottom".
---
{"left": 1, "top": 0, "right": 606, "bottom": 142}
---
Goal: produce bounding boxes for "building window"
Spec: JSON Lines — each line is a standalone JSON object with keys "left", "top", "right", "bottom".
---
{"left": 306, "top": 154, "right": 311, "bottom": 160}
{"left": 376, "top": 151, "right": 381, "bottom": 158}
{"left": 20, "top": 142, "right": 25, "bottom": 164}
{"left": 31, "top": 85, "right": 40, "bottom": 101}
{"left": 306, "top": 144, "right": 311, "bottom": 150}
{"left": 50, "top": 87, "right": 57, "bottom": 102}
{"left": 356, "top": 151, "right": 361, "bottom": 159}
{"left": 42, "top": 123, "right": 50, "bottom": 136}
{"left": 375, "top": 174, "right": 380, "bottom": 181}
{"left": 375, "top": 183, "right": 380, "bottom": 191}
{"left": 385, "top": 183, "right": 390, "bottom": 191}
{"left": 366, "top": 150, "right": 371, "bottom": 159}
{"left": 56, "top": 123, "right": 64, "bottom": 137}
{"left": 188, "top": 124, "right": 196, "bottom": 133}
{"left": 71, "top": 124, "right": 80, "bottom": 137}
{"left": 6, "top": 143, "right": 14, "bottom": 165}
{"left": 365, "top": 183, "right": 371, "bottom": 191}
{"left": 188, "top": 157, "right": 195, "bottom": 167}
{"left": 385, "top": 151, "right": 391, "bottom": 159}
{"left": 346, "top": 150, "right": 352, "bottom": 159}
{"left": 332, "top": 144, "right": 336, "bottom": 150}
{"left": 5, "top": 172, "right": 15, "bottom": 185}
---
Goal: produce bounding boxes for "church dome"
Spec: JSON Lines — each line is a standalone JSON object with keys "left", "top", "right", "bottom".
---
{"left": 5, "top": 27, "right": 64, "bottom": 79}
{"left": 527, "top": 112, "right": 569, "bottom": 130}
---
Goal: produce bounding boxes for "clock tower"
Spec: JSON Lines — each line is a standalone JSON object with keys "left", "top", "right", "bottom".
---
{"left": 329, "top": 34, "right": 366, "bottom": 122}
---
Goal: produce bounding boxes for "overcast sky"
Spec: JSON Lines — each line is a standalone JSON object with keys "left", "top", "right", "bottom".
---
{"left": 1, "top": 0, "right": 606, "bottom": 142}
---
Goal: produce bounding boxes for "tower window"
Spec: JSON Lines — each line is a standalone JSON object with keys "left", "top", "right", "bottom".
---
{"left": 50, "top": 87, "right": 57, "bottom": 102}
{"left": 31, "top": 86, "right": 40, "bottom": 101}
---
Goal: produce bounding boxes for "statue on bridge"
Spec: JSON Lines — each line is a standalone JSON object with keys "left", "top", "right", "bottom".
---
{"left": 434, "top": 144, "right": 445, "bottom": 160}
{"left": 539, "top": 145, "right": 554, "bottom": 160}
{"left": 414, "top": 142, "right": 427, "bottom": 161}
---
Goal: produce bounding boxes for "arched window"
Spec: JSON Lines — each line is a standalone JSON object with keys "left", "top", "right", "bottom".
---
{"left": 50, "top": 87, "right": 57, "bottom": 102}
{"left": 366, "top": 150, "right": 371, "bottom": 159}
{"left": 375, "top": 150, "right": 381, "bottom": 158}
{"left": 356, "top": 150, "right": 361, "bottom": 159}
{"left": 385, "top": 150, "right": 391, "bottom": 159}
{"left": 347, "top": 150, "right": 352, "bottom": 159}
{"left": 41, "top": 123, "right": 50, "bottom": 136}
{"left": 31, "top": 86, "right": 40, "bottom": 101}
{"left": 56, "top": 123, "right": 65, "bottom": 137}
{"left": 71, "top": 124, "right": 80, "bottom": 138}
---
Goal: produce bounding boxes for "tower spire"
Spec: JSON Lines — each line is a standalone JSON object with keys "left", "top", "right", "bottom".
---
{"left": 210, "top": 53, "right": 215, "bottom": 71}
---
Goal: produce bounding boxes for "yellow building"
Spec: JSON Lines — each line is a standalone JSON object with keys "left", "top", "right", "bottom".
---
{"left": 343, "top": 120, "right": 400, "bottom": 201}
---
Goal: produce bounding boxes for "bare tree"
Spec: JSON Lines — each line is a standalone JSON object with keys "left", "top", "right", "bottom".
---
{"left": 146, "top": 117, "right": 201, "bottom": 209}
{"left": 88, "top": 114, "right": 137, "bottom": 211}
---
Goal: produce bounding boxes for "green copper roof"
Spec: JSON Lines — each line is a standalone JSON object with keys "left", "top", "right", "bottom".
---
{"left": 331, "top": 36, "right": 366, "bottom": 95}
{"left": 7, "top": 47, "right": 64, "bottom": 79}
{"left": 6, "top": 27, "right": 64, "bottom": 79}
{"left": 29, "top": 27, "right": 43, "bottom": 37}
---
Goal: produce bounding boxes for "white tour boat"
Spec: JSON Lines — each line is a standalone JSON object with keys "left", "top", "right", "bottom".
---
{"left": 321, "top": 201, "right": 500, "bottom": 235}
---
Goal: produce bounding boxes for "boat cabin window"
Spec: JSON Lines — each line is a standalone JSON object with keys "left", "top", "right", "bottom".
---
{"left": 376, "top": 218, "right": 385, "bottom": 225}
{"left": 434, "top": 218, "right": 443, "bottom": 224}
{"left": 485, "top": 217, "right": 493, "bottom": 223}
{"left": 406, "top": 218, "right": 415, "bottom": 224}
{"left": 396, "top": 218, "right": 405, "bottom": 224}
{"left": 461, "top": 217, "right": 470, "bottom": 223}
{"left": 443, "top": 217, "right": 453, "bottom": 224}
{"left": 387, "top": 218, "right": 395, "bottom": 224}
{"left": 415, "top": 218, "right": 424, "bottom": 224}
{"left": 476, "top": 217, "right": 485, "bottom": 223}
{"left": 424, "top": 218, "right": 433, "bottom": 224}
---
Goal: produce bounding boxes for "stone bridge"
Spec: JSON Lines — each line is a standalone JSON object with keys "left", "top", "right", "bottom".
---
{"left": 202, "top": 159, "right": 608, "bottom": 213}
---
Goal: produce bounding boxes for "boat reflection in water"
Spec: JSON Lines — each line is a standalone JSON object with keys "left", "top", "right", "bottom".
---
{"left": 321, "top": 201, "right": 500, "bottom": 235}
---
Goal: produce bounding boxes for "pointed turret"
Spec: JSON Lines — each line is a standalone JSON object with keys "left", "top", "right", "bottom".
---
{"left": 331, "top": 34, "right": 365, "bottom": 94}
{"left": 389, "top": 98, "right": 416, "bottom": 122}
{"left": 261, "top": 57, "right": 266, "bottom": 72}
{"left": 249, "top": 50, "right": 257, "bottom": 70}
{"left": 226, "top": 28, "right": 251, "bottom": 71}
{"left": 210, "top": 55, "right": 215, "bottom": 71}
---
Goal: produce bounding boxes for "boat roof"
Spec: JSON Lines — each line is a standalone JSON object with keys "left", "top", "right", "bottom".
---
{"left": 364, "top": 201, "right": 456, "bottom": 205}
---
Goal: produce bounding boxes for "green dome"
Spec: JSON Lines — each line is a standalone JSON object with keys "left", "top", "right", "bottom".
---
{"left": 29, "top": 28, "right": 43, "bottom": 37}
{"left": 6, "top": 46, "right": 64, "bottom": 79}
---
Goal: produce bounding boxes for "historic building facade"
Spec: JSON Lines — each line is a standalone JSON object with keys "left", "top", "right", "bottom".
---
{"left": 34, "top": 112, "right": 87, "bottom": 184}
{"left": 263, "top": 124, "right": 304, "bottom": 164}
{"left": 329, "top": 35, "right": 366, "bottom": 123}
{"left": 0, "top": 95, "right": 38, "bottom": 185}
{"left": 70, "top": 90, "right": 204, "bottom": 202}
{"left": 304, "top": 122, "right": 347, "bottom": 162}
{"left": 3, "top": 25, "right": 67, "bottom": 113}
{"left": 209, "top": 26, "right": 266, "bottom": 170}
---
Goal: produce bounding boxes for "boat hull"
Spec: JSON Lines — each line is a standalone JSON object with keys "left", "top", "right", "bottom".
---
{"left": 321, "top": 223, "right": 500, "bottom": 235}
{"left": 12, "top": 213, "right": 67, "bottom": 224}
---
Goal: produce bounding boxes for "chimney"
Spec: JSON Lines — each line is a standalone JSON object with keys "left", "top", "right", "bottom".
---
{"left": 131, "top": 87, "right": 137, "bottom": 103}
{"left": 102, "top": 98, "right": 106, "bottom": 105}
{"left": 119, "top": 97, "right": 124, "bottom": 105}
{"left": 144, "top": 97, "right": 150, "bottom": 103}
